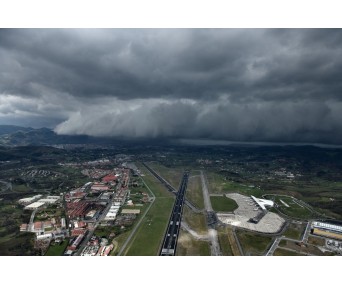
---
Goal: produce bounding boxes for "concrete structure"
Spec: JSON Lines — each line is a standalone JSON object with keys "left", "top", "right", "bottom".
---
{"left": 121, "top": 209, "right": 140, "bottom": 214}
{"left": 39, "top": 198, "right": 58, "bottom": 204}
{"left": 61, "top": 218, "right": 66, "bottom": 228}
{"left": 251, "top": 195, "right": 274, "bottom": 211}
{"left": 36, "top": 233, "right": 53, "bottom": 240}
{"left": 217, "top": 193, "right": 285, "bottom": 233}
{"left": 312, "top": 221, "right": 342, "bottom": 234}
{"left": 313, "top": 228, "right": 342, "bottom": 240}
{"left": 20, "top": 224, "right": 28, "bottom": 232}
{"left": 18, "top": 195, "right": 42, "bottom": 205}
{"left": 24, "top": 201, "right": 46, "bottom": 210}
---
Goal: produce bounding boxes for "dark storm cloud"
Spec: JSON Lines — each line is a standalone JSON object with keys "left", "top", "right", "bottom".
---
{"left": 1, "top": 29, "right": 342, "bottom": 143}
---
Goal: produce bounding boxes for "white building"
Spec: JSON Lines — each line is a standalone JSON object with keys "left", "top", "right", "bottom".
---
{"left": 39, "top": 198, "right": 58, "bottom": 204}
{"left": 18, "top": 195, "right": 43, "bottom": 205}
{"left": 312, "top": 222, "right": 342, "bottom": 234}
{"left": 24, "top": 201, "right": 46, "bottom": 210}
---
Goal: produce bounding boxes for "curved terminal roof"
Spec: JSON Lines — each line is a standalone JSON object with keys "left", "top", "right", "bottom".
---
{"left": 251, "top": 196, "right": 274, "bottom": 211}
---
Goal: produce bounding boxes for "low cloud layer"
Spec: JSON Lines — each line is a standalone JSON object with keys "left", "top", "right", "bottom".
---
{"left": 1, "top": 29, "right": 342, "bottom": 143}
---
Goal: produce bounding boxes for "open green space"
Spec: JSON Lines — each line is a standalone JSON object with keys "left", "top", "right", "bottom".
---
{"left": 124, "top": 163, "right": 175, "bottom": 256}
{"left": 45, "top": 239, "right": 69, "bottom": 256}
{"left": 266, "top": 195, "right": 315, "bottom": 219}
{"left": 0, "top": 232, "right": 36, "bottom": 255}
{"left": 183, "top": 206, "right": 207, "bottom": 234}
{"left": 176, "top": 231, "right": 210, "bottom": 256}
{"left": 307, "top": 236, "right": 325, "bottom": 246}
{"left": 124, "top": 197, "right": 174, "bottom": 255}
{"left": 210, "top": 196, "right": 238, "bottom": 212}
{"left": 236, "top": 230, "right": 273, "bottom": 256}
{"left": 138, "top": 165, "right": 174, "bottom": 199}
{"left": 274, "top": 248, "right": 304, "bottom": 256}
{"left": 110, "top": 231, "right": 131, "bottom": 256}
{"left": 146, "top": 162, "right": 183, "bottom": 189}
{"left": 283, "top": 222, "right": 306, "bottom": 240}
{"left": 186, "top": 175, "right": 204, "bottom": 209}
{"left": 206, "top": 172, "right": 263, "bottom": 197}
{"left": 12, "top": 183, "right": 31, "bottom": 193}
{"left": 217, "top": 228, "right": 233, "bottom": 256}
{"left": 278, "top": 239, "right": 328, "bottom": 255}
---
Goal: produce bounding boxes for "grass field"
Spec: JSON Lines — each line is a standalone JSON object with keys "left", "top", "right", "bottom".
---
{"left": 274, "top": 248, "right": 304, "bottom": 256}
{"left": 12, "top": 183, "right": 31, "bottom": 192}
{"left": 183, "top": 206, "right": 207, "bottom": 234}
{"left": 146, "top": 162, "right": 183, "bottom": 189}
{"left": 176, "top": 231, "right": 210, "bottom": 256}
{"left": 267, "top": 195, "right": 315, "bottom": 219}
{"left": 110, "top": 231, "right": 131, "bottom": 256}
{"left": 45, "top": 239, "right": 68, "bottom": 256}
{"left": 206, "top": 172, "right": 263, "bottom": 197}
{"left": 236, "top": 230, "right": 273, "bottom": 256}
{"left": 210, "top": 196, "right": 238, "bottom": 212}
{"left": 186, "top": 174, "right": 204, "bottom": 209}
{"left": 124, "top": 163, "right": 175, "bottom": 256}
{"left": 283, "top": 222, "right": 306, "bottom": 240}
{"left": 124, "top": 197, "right": 174, "bottom": 255}
{"left": 278, "top": 239, "right": 326, "bottom": 255}
{"left": 217, "top": 227, "right": 233, "bottom": 256}
{"left": 307, "top": 236, "right": 325, "bottom": 246}
{"left": 0, "top": 232, "right": 36, "bottom": 255}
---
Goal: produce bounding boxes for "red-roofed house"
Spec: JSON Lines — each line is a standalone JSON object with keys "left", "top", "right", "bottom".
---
{"left": 102, "top": 174, "right": 117, "bottom": 183}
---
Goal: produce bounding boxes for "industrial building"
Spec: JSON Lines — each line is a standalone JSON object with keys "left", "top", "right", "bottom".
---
{"left": 39, "top": 198, "right": 58, "bottom": 204}
{"left": 312, "top": 221, "right": 342, "bottom": 240}
{"left": 104, "top": 204, "right": 121, "bottom": 220}
{"left": 313, "top": 228, "right": 342, "bottom": 240}
{"left": 24, "top": 201, "right": 46, "bottom": 210}
{"left": 312, "top": 221, "right": 342, "bottom": 233}
{"left": 121, "top": 209, "right": 140, "bottom": 214}
{"left": 18, "top": 195, "right": 43, "bottom": 205}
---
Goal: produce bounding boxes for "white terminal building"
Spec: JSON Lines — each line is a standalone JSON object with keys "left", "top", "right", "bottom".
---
{"left": 251, "top": 196, "right": 274, "bottom": 211}
{"left": 312, "top": 222, "right": 342, "bottom": 233}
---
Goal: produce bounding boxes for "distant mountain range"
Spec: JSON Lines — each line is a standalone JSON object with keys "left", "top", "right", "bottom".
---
{"left": 0, "top": 125, "right": 170, "bottom": 147}
{"left": 0, "top": 125, "right": 96, "bottom": 146}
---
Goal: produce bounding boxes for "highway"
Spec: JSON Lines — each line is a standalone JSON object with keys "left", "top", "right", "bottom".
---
{"left": 160, "top": 171, "right": 189, "bottom": 256}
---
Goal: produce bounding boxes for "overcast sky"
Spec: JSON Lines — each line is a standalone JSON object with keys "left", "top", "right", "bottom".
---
{"left": 1, "top": 29, "right": 342, "bottom": 144}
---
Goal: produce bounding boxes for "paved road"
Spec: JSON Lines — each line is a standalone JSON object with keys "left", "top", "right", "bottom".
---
{"left": 28, "top": 209, "right": 37, "bottom": 231}
{"left": 302, "top": 221, "right": 312, "bottom": 242}
{"left": 265, "top": 221, "right": 312, "bottom": 256}
{"left": 200, "top": 171, "right": 213, "bottom": 211}
{"left": 266, "top": 237, "right": 281, "bottom": 256}
{"left": 160, "top": 171, "right": 189, "bottom": 256}
{"left": 200, "top": 170, "right": 221, "bottom": 256}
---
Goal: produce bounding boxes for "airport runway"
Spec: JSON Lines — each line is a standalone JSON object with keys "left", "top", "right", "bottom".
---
{"left": 142, "top": 162, "right": 202, "bottom": 213}
{"left": 160, "top": 171, "right": 189, "bottom": 256}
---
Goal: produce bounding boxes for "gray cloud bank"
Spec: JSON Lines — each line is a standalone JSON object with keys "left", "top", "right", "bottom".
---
{"left": 1, "top": 29, "right": 342, "bottom": 143}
